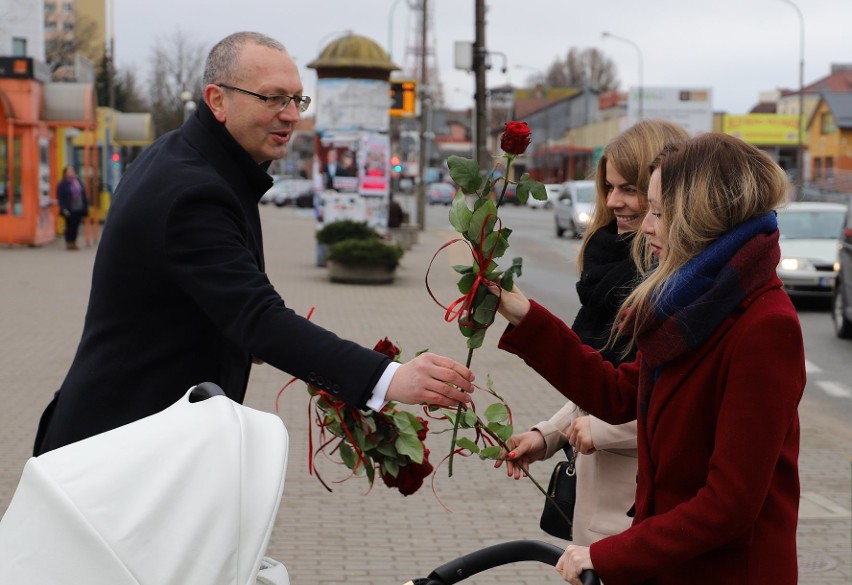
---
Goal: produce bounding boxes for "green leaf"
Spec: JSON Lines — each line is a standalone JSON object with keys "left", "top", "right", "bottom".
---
{"left": 466, "top": 199, "right": 498, "bottom": 244}
{"left": 479, "top": 446, "right": 504, "bottom": 460}
{"left": 452, "top": 264, "right": 474, "bottom": 274}
{"left": 376, "top": 443, "right": 397, "bottom": 457}
{"left": 489, "top": 422, "right": 514, "bottom": 442}
{"left": 472, "top": 294, "right": 499, "bottom": 326}
{"left": 395, "top": 433, "right": 425, "bottom": 464}
{"left": 462, "top": 409, "right": 478, "bottom": 428}
{"left": 500, "top": 257, "right": 523, "bottom": 291}
{"left": 457, "top": 272, "right": 477, "bottom": 294}
{"left": 382, "top": 457, "right": 399, "bottom": 478}
{"left": 516, "top": 181, "right": 531, "bottom": 204}
{"left": 449, "top": 191, "right": 473, "bottom": 234}
{"left": 458, "top": 323, "right": 474, "bottom": 338}
{"left": 447, "top": 156, "right": 483, "bottom": 193}
{"left": 365, "top": 462, "right": 375, "bottom": 483}
{"left": 466, "top": 328, "right": 487, "bottom": 349}
{"left": 484, "top": 403, "right": 510, "bottom": 425}
{"left": 454, "top": 436, "right": 480, "bottom": 453}
{"left": 339, "top": 442, "right": 357, "bottom": 470}
{"left": 529, "top": 180, "right": 547, "bottom": 201}
{"left": 481, "top": 226, "right": 512, "bottom": 260}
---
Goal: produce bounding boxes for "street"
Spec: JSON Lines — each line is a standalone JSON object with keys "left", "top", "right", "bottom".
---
{"left": 0, "top": 201, "right": 849, "bottom": 583}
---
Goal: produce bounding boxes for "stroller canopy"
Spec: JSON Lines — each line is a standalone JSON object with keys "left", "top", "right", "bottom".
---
{"left": 0, "top": 386, "right": 289, "bottom": 585}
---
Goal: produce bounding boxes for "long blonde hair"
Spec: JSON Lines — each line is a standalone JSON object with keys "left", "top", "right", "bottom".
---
{"left": 578, "top": 119, "right": 690, "bottom": 272}
{"left": 615, "top": 132, "right": 790, "bottom": 342}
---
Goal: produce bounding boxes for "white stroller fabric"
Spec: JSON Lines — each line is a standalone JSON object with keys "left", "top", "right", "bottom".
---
{"left": 0, "top": 387, "right": 289, "bottom": 585}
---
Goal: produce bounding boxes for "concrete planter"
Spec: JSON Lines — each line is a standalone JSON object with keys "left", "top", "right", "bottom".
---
{"left": 388, "top": 224, "right": 419, "bottom": 251}
{"left": 326, "top": 260, "right": 396, "bottom": 284}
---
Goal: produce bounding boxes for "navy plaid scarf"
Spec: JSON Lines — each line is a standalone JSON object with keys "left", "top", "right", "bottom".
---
{"left": 635, "top": 212, "right": 780, "bottom": 420}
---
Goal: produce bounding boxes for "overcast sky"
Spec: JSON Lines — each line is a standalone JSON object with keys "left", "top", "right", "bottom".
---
{"left": 113, "top": 0, "right": 850, "bottom": 114}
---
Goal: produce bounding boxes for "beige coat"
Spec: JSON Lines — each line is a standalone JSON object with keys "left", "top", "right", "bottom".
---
{"left": 533, "top": 402, "right": 637, "bottom": 546}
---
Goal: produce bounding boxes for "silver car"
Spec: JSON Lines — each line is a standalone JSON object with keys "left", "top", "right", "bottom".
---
{"left": 832, "top": 201, "right": 852, "bottom": 337}
{"left": 554, "top": 180, "right": 596, "bottom": 239}
{"left": 776, "top": 201, "right": 846, "bottom": 306}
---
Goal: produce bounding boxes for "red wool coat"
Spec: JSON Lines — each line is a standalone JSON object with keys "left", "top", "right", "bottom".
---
{"left": 499, "top": 278, "right": 804, "bottom": 585}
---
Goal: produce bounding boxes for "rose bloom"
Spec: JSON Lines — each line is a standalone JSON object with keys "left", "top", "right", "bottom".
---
{"left": 500, "top": 121, "right": 532, "bottom": 155}
{"left": 381, "top": 449, "right": 434, "bottom": 496}
{"left": 373, "top": 337, "right": 400, "bottom": 360}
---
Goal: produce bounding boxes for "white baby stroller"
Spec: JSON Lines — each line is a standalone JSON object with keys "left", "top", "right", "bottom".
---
{"left": 0, "top": 382, "right": 290, "bottom": 585}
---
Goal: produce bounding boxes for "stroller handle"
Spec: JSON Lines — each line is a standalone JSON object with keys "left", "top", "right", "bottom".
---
{"left": 414, "top": 539, "right": 599, "bottom": 585}
{"left": 188, "top": 382, "right": 226, "bottom": 402}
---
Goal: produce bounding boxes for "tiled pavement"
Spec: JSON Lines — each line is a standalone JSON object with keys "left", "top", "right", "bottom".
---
{"left": 1, "top": 205, "right": 849, "bottom": 584}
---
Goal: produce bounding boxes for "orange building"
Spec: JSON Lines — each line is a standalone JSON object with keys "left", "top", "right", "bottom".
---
{"left": 0, "top": 56, "right": 97, "bottom": 246}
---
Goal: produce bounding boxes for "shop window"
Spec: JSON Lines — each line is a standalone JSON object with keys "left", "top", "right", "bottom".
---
{"left": 0, "top": 137, "right": 24, "bottom": 216}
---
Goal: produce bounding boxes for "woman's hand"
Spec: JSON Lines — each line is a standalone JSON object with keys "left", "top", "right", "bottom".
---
{"left": 486, "top": 281, "right": 531, "bottom": 327}
{"left": 566, "top": 416, "right": 596, "bottom": 455}
{"left": 493, "top": 430, "right": 547, "bottom": 479}
{"left": 555, "top": 545, "right": 594, "bottom": 584}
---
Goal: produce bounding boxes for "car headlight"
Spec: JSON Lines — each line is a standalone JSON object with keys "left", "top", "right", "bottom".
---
{"left": 779, "top": 258, "right": 815, "bottom": 271}
{"left": 576, "top": 211, "right": 591, "bottom": 225}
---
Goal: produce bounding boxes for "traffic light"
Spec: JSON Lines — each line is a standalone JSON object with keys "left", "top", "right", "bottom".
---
{"left": 389, "top": 80, "right": 416, "bottom": 117}
{"left": 391, "top": 156, "right": 403, "bottom": 173}
{"left": 111, "top": 152, "right": 121, "bottom": 169}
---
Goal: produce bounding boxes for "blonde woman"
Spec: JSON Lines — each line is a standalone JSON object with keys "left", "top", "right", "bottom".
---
{"left": 495, "top": 133, "right": 803, "bottom": 584}
{"left": 497, "top": 120, "right": 689, "bottom": 547}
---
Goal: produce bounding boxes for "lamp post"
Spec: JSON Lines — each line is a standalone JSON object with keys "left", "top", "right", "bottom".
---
{"left": 778, "top": 0, "right": 805, "bottom": 200}
{"left": 602, "top": 31, "right": 644, "bottom": 121}
{"left": 387, "top": 0, "right": 408, "bottom": 61}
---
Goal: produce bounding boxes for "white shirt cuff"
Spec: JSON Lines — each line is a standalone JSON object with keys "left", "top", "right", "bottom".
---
{"left": 365, "top": 361, "right": 400, "bottom": 411}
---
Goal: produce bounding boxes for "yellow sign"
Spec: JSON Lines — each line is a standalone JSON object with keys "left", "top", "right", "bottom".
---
{"left": 723, "top": 114, "right": 800, "bottom": 145}
{"left": 390, "top": 80, "right": 416, "bottom": 117}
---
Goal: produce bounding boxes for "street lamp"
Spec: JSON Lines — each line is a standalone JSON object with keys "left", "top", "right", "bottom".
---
{"left": 180, "top": 90, "right": 196, "bottom": 122}
{"left": 387, "top": 0, "right": 410, "bottom": 61}
{"left": 602, "top": 31, "right": 644, "bottom": 121}
{"left": 778, "top": 0, "right": 805, "bottom": 200}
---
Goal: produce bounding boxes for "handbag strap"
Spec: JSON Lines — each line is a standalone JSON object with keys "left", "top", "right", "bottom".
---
{"left": 565, "top": 447, "right": 576, "bottom": 476}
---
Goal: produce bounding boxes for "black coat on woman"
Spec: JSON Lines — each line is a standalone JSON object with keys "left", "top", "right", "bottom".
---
{"left": 34, "top": 100, "right": 389, "bottom": 454}
{"left": 571, "top": 219, "right": 639, "bottom": 365}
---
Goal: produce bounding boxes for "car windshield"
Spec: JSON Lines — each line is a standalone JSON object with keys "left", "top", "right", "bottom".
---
{"left": 777, "top": 209, "right": 846, "bottom": 239}
{"left": 575, "top": 186, "right": 596, "bottom": 203}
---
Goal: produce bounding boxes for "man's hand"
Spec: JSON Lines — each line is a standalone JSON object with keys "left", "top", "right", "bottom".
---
{"left": 565, "top": 416, "right": 596, "bottom": 454}
{"left": 385, "top": 352, "right": 474, "bottom": 407}
{"left": 493, "top": 430, "right": 547, "bottom": 479}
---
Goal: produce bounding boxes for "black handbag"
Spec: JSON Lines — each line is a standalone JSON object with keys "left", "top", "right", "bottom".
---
{"left": 539, "top": 447, "right": 577, "bottom": 540}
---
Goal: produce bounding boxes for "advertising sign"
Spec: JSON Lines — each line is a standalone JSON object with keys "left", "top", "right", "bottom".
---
{"left": 628, "top": 87, "right": 713, "bottom": 135}
{"left": 723, "top": 114, "right": 799, "bottom": 145}
{"left": 315, "top": 78, "right": 390, "bottom": 132}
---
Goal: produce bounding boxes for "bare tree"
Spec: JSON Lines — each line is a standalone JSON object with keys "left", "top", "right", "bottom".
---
{"left": 148, "top": 28, "right": 207, "bottom": 136}
{"left": 544, "top": 47, "right": 619, "bottom": 92}
{"left": 45, "top": 13, "right": 98, "bottom": 80}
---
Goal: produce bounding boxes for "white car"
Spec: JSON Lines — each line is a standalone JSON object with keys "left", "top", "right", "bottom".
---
{"left": 263, "top": 177, "right": 313, "bottom": 207}
{"left": 776, "top": 201, "right": 847, "bottom": 304}
{"left": 527, "top": 183, "right": 562, "bottom": 209}
{"left": 554, "top": 180, "right": 596, "bottom": 238}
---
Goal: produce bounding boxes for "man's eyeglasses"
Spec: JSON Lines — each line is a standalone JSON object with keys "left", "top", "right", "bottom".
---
{"left": 217, "top": 83, "right": 311, "bottom": 113}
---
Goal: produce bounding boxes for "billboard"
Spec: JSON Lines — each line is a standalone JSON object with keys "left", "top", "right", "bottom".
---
{"left": 315, "top": 78, "right": 391, "bottom": 132}
{"left": 723, "top": 114, "right": 799, "bottom": 145}
{"left": 628, "top": 87, "right": 713, "bottom": 135}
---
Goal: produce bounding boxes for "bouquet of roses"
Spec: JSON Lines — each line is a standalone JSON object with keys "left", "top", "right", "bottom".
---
{"left": 279, "top": 337, "right": 433, "bottom": 497}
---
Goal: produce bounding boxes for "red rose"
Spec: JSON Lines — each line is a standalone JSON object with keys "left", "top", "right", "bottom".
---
{"left": 381, "top": 457, "right": 434, "bottom": 496}
{"left": 373, "top": 337, "right": 400, "bottom": 360}
{"left": 500, "top": 121, "right": 532, "bottom": 155}
{"left": 416, "top": 417, "right": 429, "bottom": 441}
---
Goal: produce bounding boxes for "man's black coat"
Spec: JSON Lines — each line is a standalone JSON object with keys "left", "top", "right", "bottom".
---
{"left": 35, "top": 102, "right": 389, "bottom": 454}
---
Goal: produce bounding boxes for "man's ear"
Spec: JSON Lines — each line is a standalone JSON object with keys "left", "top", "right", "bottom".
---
{"left": 204, "top": 84, "right": 227, "bottom": 122}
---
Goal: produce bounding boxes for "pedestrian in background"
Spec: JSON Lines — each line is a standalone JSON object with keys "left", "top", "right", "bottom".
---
{"left": 56, "top": 165, "right": 89, "bottom": 250}
{"left": 496, "top": 120, "right": 690, "bottom": 547}
{"left": 495, "top": 133, "right": 804, "bottom": 584}
{"left": 34, "top": 31, "right": 474, "bottom": 456}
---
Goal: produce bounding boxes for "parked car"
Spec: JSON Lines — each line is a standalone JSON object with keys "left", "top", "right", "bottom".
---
{"left": 497, "top": 182, "right": 522, "bottom": 206}
{"left": 554, "top": 180, "right": 596, "bottom": 238}
{"left": 832, "top": 202, "right": 852, "bottom": 337}
{"left": 259, "top": 174, "right": 284, "bottom": 204}
{"left": 263, "top": 177, "right": 312, "bottom": 207}
{"left": 776, "top": 201, "right": 846, "bottom": 306}
{"left": 427, "top": 182, "right": 458, "bottom": 205}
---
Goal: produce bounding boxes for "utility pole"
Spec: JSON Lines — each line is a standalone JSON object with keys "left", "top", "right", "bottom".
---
{"left": 473, "top": 0, "right": 488, "bottom": 171}
{"left": 416, "top": 0, "right": 428, "bottom": 229}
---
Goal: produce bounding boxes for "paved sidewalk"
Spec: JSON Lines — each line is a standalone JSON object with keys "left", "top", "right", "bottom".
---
{"left": 1, "top": 206, "right": 849, "bottom": 584}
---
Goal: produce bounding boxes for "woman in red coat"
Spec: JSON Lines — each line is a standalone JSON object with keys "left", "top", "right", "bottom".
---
{"left": 495, "top": 133, "right": 804, "bottom": 585}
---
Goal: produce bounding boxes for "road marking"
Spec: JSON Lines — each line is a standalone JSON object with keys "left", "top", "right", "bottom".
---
{"left": 805, "top": 360, "right": 822, "bottom": 373}
{"left": 816, "top": 380, "right": 852, "bottom": 398}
